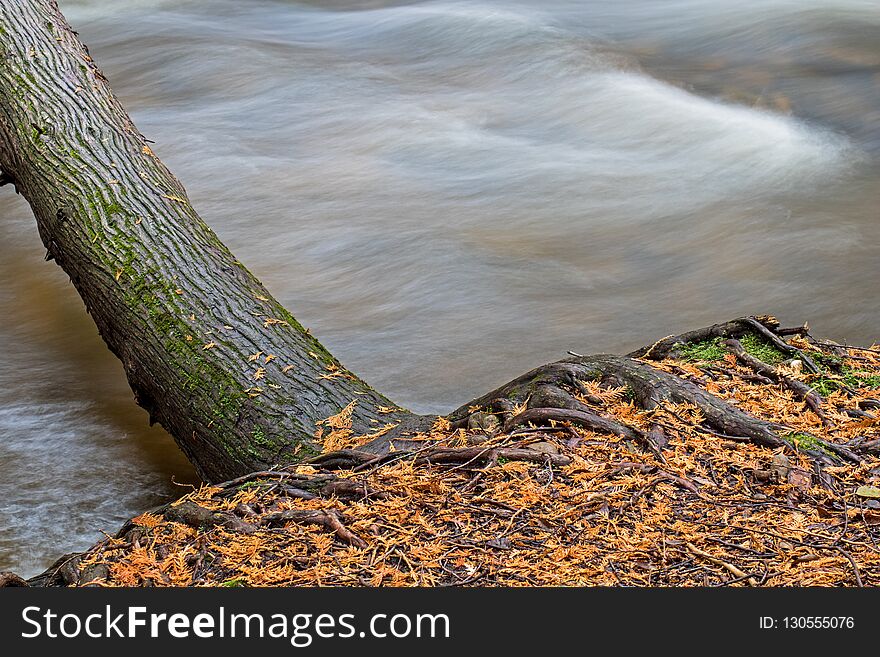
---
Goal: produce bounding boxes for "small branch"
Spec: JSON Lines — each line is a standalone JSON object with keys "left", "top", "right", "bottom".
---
{"left": 307, "top": 449, "right": 376, "bottom": 470}
{"left": 737, "top": 317, "right": 819, "bottom": 373}
{"left": 217, "top": 468, "right": 307, "bottom": 488}
{"left": 807, "top": 337, "right": 880, "bottom": 356}
{"left": 415, "top": 446, "right": 571, "bottom": 468}
{"left": 164, "top": 500, "right": 257, "bottom": 534}
{"left": 261, "top": 509, "right": 367, "bottom": 548}
{"left": 833, "top": 547, "right": 863, "bottom": 588}
{"left": 686, "top": 542, "right": 758, "bottom": 586}
{"left": 776, "top": 324, "right": 810, "bottom": 337}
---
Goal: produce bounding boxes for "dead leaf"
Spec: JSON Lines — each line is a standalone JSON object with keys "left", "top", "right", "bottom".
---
{"left": 855, "top": 486, "right": 880, "bottom": 499}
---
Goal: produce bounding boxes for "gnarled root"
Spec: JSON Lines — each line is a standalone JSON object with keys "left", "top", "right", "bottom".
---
{"left": 454, "top": 354, "right": 786, "bottom": 450}
{"left": 447, "top": 317, "right": 865, "bottom": 465}
{"left": 632, "top": 315, "right": 820, "bottom": 373}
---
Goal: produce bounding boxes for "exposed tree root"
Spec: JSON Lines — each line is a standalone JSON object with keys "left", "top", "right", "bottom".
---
{"left": 28, "top": 470, "right": 374, "bottom": 586}
{"left": 310, "top": 320, "right": 873, "bottom": 476}
{"left": 0, "top": 572, "right": 28, "bottom": 587}
{"left": 442, "top": 316, "right": 870, "bottom": 466}
{"left": 503, "top": 407, "right": 640, "bottom": 444}
{"left": 25, "top": 367, "right": 880, "bottom": 586}
{"left": 629, "top": 315, "right": 819, "bottom": 373}
{"left": 164, "top": 500, "right": 258, "bottom": 535}
{"left": 260, "top": 509, "right": 367, "bottom": 548}
{"left": 450, "top": 354, "right": 786, "bottom": 456}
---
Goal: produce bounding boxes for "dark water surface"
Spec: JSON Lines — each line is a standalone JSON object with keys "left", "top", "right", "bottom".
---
{"left": 1, "top": 0, "right": 879, "bottom": 575}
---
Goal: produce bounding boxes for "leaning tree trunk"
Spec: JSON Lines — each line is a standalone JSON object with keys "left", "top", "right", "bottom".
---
{"left": 0, "top": 0, "right": 424, "bottom": 481}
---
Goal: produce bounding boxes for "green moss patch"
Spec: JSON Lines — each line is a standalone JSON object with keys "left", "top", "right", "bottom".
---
{"left": 783, "top": 432, "right": 833, "bottom": 456}
{"left": 810, "top": 370, "right": 880, "bottom": 396}
{"left": 739, "top": 332, "right": 787, "bottom": 365}
{"left": 678, "top": 338, "right": 727, "bottom": 362}
{"left": 219, "top": 578, "right": 247, "bottom": 587}
{"left": 810, "top": 351, "right": 844, "bottom": 370}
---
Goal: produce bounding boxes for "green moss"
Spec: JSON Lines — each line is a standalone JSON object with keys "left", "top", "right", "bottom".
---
{"left": 219, "top": 578, "right": 247, "bottom": 587}
{"left": 811, "top": 370, "right": 880, "bottom": 395}
{"left": 739, "top": 332, "right": 786, "bottom": 365}
{"left": 251, "top": 426, "right": 273, "bottom": 448}
{"left": 210, "top": 393, "right": 237, "bottom": 417}
{"left": 807, "top": 347, "right": 880, "bottom": 395}
{"left": 104, "top": 202, "right": 123, "bottom": 216}
{"left": 811, "top": 351, "right": 843, "bottom": 370}
{"left": 841, "top": 370, "right": 880, "bottom": 389}
{"left": 675, "top": 330, "right": 793, "bottom": 366}
{"left": 291, "top": 442, "right": 321, "bottom": 460}
{"left": 810, "top": 377, "right": 840, "bottom": 397}
{"left": 783, "top": 432, "right": 833, "bottom": 456}
{"left": 678, "top": 338, "right": 727, "bottom": 362}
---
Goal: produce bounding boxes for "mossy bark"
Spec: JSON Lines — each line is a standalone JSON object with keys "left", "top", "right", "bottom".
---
{"left": 0, "top": 0, "right": 418, "bottom": 481}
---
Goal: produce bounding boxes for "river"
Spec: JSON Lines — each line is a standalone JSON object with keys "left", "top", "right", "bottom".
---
{"left": 1, "top": 0, "right": 878, "bottom": 576}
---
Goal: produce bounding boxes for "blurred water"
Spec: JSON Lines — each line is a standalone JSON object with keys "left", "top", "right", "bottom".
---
{"left": 1, "top": 0, "right": 878, "bottom": 576}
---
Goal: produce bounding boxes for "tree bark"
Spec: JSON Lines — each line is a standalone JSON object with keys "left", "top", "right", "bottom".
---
{"left": 0, "top": 0, "right": 424, "bottom": 482}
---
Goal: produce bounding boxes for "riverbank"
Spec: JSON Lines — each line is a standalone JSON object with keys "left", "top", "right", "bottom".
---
{"left": 15, "top": 322, "right": 880, "bottom": 587}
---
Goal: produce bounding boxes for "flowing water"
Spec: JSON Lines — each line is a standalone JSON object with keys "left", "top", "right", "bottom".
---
{"left": 1, "top": 0, "right": 879, "bottom": 576}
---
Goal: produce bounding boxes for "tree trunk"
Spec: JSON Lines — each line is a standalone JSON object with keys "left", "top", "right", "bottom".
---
{"left": 0, "top": 0, "right": 424, "bottom": 482}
